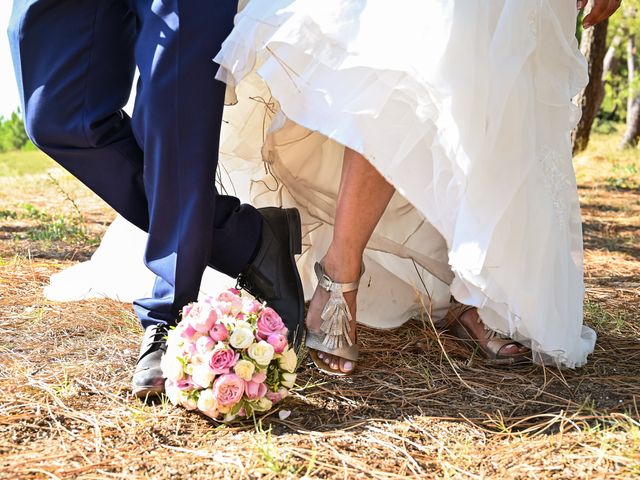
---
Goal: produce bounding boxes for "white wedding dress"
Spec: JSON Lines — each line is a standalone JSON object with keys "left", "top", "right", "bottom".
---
{"left": 46, "top": 0, "right": 596, "bottom": 368}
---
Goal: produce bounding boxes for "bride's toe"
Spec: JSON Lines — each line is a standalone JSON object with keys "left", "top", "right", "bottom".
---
{"left": 341, "top": 359, "right": 355, "bottom": 373}
{"left": 498, "top": 343, "right": 523, "bottom": 356}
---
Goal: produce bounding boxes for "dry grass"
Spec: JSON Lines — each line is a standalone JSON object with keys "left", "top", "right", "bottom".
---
{"left": 0, "top": 141, "right": 639, "bottom": 479}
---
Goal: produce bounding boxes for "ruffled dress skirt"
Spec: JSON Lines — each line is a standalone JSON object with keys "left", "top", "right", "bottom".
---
{"left": 212, "top": 0, "right": 596, "bottom": 367}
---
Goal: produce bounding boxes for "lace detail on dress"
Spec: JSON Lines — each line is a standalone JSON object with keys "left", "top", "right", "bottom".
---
{"left": 540, "top": 147, "right": 573, "bottom": 228}
{"left": 528, "top": 5, "right": 538, "bottom": 37}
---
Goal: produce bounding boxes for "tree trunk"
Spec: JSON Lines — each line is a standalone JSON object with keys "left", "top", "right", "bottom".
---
{"left": 620, "top": 34, "right": 640, "bottom": 148}
{"left": 599, "top": 34, "right": 622, "bottom": 111}
{"left": 572, "top": 14, "right": 609, "bottom": 155}
{"left": 603, "top": 35, "right": 622, "bottom": 81}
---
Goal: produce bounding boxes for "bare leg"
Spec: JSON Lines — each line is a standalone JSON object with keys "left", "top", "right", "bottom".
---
{"left": 307, "top": 148, "right": 528, "bottom": 373}
{"left": 306, "top": 147, "right": 395, "bottom": 373}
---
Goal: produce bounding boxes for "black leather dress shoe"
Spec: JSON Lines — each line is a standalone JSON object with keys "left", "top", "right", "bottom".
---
{"left": 237, "top": 207, "right": 305, "bottom": 348}
{"left": 132, "top": 324, "right": 168, "bottom": 399}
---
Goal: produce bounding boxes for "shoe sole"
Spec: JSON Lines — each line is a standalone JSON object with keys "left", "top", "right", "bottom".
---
{"left": 284, "top": 208, "right": 306, "bottom": 349}
{"left": 132, "top": 385, "right": 165, "bottom": 399}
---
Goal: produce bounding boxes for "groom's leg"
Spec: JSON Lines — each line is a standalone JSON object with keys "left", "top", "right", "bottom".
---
{"left": 7, "top": 0, "right": 149, "bottom": 231}
{"left": 8, "top": 0, "right": 263, "bottom": 325}
{"left": 129, "top": 0, "right": 262, "bottom": 327}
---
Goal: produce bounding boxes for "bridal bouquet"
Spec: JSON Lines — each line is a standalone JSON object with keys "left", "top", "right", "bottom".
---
{"left": 161, "top": 288, "right": 298, "bottom": 422}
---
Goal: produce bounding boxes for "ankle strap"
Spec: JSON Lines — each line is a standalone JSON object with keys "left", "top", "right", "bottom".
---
{"left": 314, "top": 262, "right": 363, "bottom": 294}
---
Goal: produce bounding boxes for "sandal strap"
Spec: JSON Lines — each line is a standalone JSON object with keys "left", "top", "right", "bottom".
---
{"left": 441, "top": 297, "right": 476, "bottom": 330}
{"left": 306, "top": 330, "right": 359, "bottom": 362}
{"left": 310, "top": 261, "right": 364, "bottom": 351}
{"left": 314, "top": 262, "right": 363, "bottom": 294}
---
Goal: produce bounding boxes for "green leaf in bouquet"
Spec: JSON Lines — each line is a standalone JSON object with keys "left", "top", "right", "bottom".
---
{"left": 177, "top": 356, "right": 188, "bottom": 370}
{"left": 230, "top": 399, "right": 245, "bottom": 416}
{"left": 266, "top": 363, "right": 280, "bottom": 387}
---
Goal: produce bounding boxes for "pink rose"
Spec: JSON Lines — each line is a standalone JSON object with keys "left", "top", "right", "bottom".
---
{"left": 179, "top": 323, "right": 198, "bottom": 341}
{"left": 216, "top": 290, "right": 243, "bottom": 315}
{"left": 182, "top": 304, "right": 193, "bottom": 318}
{"left": 213, "top": 374, "right": 245, "bottom": 407}
{"left": 243, "top": 298, "right": 262, "bottom": 315}
{"left": 265, "top": 390, "right": 282, "bottom": 404}
{"left": 196, "top": 336, "right": 215, "bottom": 353}
{"left": 245, "top": 380, "right": 268, "bottom": 400}
{"left": 256, "top": 308, "right": 287, "bottom": 340}
{"left": 208, "top": 348, "right": 239, "bottom": 375}
{"left": 183, "top": 304, "right": 201, "bottom": 321}
{"left": 190, "top": 305, "right": 218, "bottom": 333}
{"left": 251, "top": 372, "right": 267, "bottom": 384}
{"left": 176, "top": 378, "right": 195, "bottom": 391}
{"left": 184, "top": 341, "right": 198, "bottom": 356}
{"left": 266, "top": 388, "right": 289, "bottom": 404}
{"left": 209, "top": 322, "right": 229, "bottom": 342}
{"left": 267, "top": 333, "right": 288, "bottom": 354}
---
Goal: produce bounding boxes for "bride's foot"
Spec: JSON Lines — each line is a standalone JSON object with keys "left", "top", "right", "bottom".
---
{"left": 305, "top": 256, "right": 362, "bottom": 375}
{"left": 446, "top": 303, "right": 530, "bottom": 363}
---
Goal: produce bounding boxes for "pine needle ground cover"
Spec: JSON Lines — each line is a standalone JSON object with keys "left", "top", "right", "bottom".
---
{"left": 1, "top": 137, "right": 639, "bottom": 479}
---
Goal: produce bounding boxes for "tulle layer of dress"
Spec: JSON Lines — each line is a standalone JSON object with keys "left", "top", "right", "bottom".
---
{"left": 212, "top": 0, "right": 596, "bottom": 367}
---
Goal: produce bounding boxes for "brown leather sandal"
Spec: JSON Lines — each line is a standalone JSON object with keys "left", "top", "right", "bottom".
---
{"left": 443, "top": 301, "right": 530, "bottom": 364}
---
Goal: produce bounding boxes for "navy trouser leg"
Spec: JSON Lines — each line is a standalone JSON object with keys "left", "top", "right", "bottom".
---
{"left": 128, "top": 0, "right": 262, "bottom": 325}
{"left": 8, "top": 0, "right": 149, "bottom": 229}
{"left": 8, "top": 0, "right": 262, "bottom": 328}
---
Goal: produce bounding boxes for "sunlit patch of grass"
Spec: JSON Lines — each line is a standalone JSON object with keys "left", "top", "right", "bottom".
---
{"left": 253, "top": 419, "right": 297, "bottom": 476}
{"left": 15, "top": 203, "right": 93, "bottom": 243}
{"left": 575, "top": 125, "right": 640, "bottom": 189}
{"left": 0, "top": 149, "right": 54, "bottom": 177}
{"left": 584, "top": 300, "right": 628, "bottom": 334}
{"left": 0, "top": 209, "right": 18, "bottom": 219}
{"left": 606, "top": 161, "right": 640, "bottom": 191}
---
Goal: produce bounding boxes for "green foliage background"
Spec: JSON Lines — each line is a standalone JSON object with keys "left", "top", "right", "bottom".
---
{"left": 0, "top": 109, "right": 32, "bottom": 153}
{"left": 597, "top": 1, "right": 640, "bottom": 129}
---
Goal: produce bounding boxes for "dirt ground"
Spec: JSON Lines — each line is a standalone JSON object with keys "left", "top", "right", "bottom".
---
{"left": 0, "top": 138, "right": 639, "bottom": 479}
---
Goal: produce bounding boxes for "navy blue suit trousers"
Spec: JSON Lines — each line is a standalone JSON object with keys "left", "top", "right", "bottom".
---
{"left": 8, "top": 0, "right": 262, "bottom": 327}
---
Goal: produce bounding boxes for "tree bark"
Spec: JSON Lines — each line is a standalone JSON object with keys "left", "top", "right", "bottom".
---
{"left": 620, "top": 33, "right": 640, "bottom": 148}
{"left": 572, "top": 15, "right": 610, "bottom": 155}
{"left": 599, "top": 34, "right": 622, "bottom": 113}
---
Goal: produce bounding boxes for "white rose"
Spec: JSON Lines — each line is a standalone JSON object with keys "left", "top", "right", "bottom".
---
{"left": 190, "top": 353, "right": 206, "bottom": 367}
{"left": 160, "top": 355, "right": 185, "bottom": 382}
{"left": 234, "top": 320, "right": 252, "bottom": 330}
{"left": 165, "top": 384, "right": 181, "bottom": 406}
{"left": 278, "top": 348, "right": 298, "bottom": 373}
{"left": 195, "top": 336, "right": 215, "bottom": 353}
{"left": 197, "top": 388, "right": 218, "bottom": 412}
{"left": 166, "top": 331, "right": 184, "bottom": 350}
{"left": 248, "top": 341, "right": 275, "bottom": 366}
{"left": 192, "top": 364, "right": 215, "bottom": 389}
{"left": 255, "top": 397, "right": 273, "bottom": 412}
{"left": 229, "top": 327, "right": 255, "bottom": 349}
{"left": 234, "top": 359, "right": 256, "bottom": 381}
{"left": 202, "top": 408, "right": 219, "bottom": 420}
{"left": 280, "top": 372, "right": 297, "bottom": 389}
{"left": 178, "top": 391, "right": 197, "bottom": 410}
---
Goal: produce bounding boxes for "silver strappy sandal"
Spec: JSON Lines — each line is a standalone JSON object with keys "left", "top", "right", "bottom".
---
{"left": 305, "top": 261, "right": 364, "bottom": 376}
